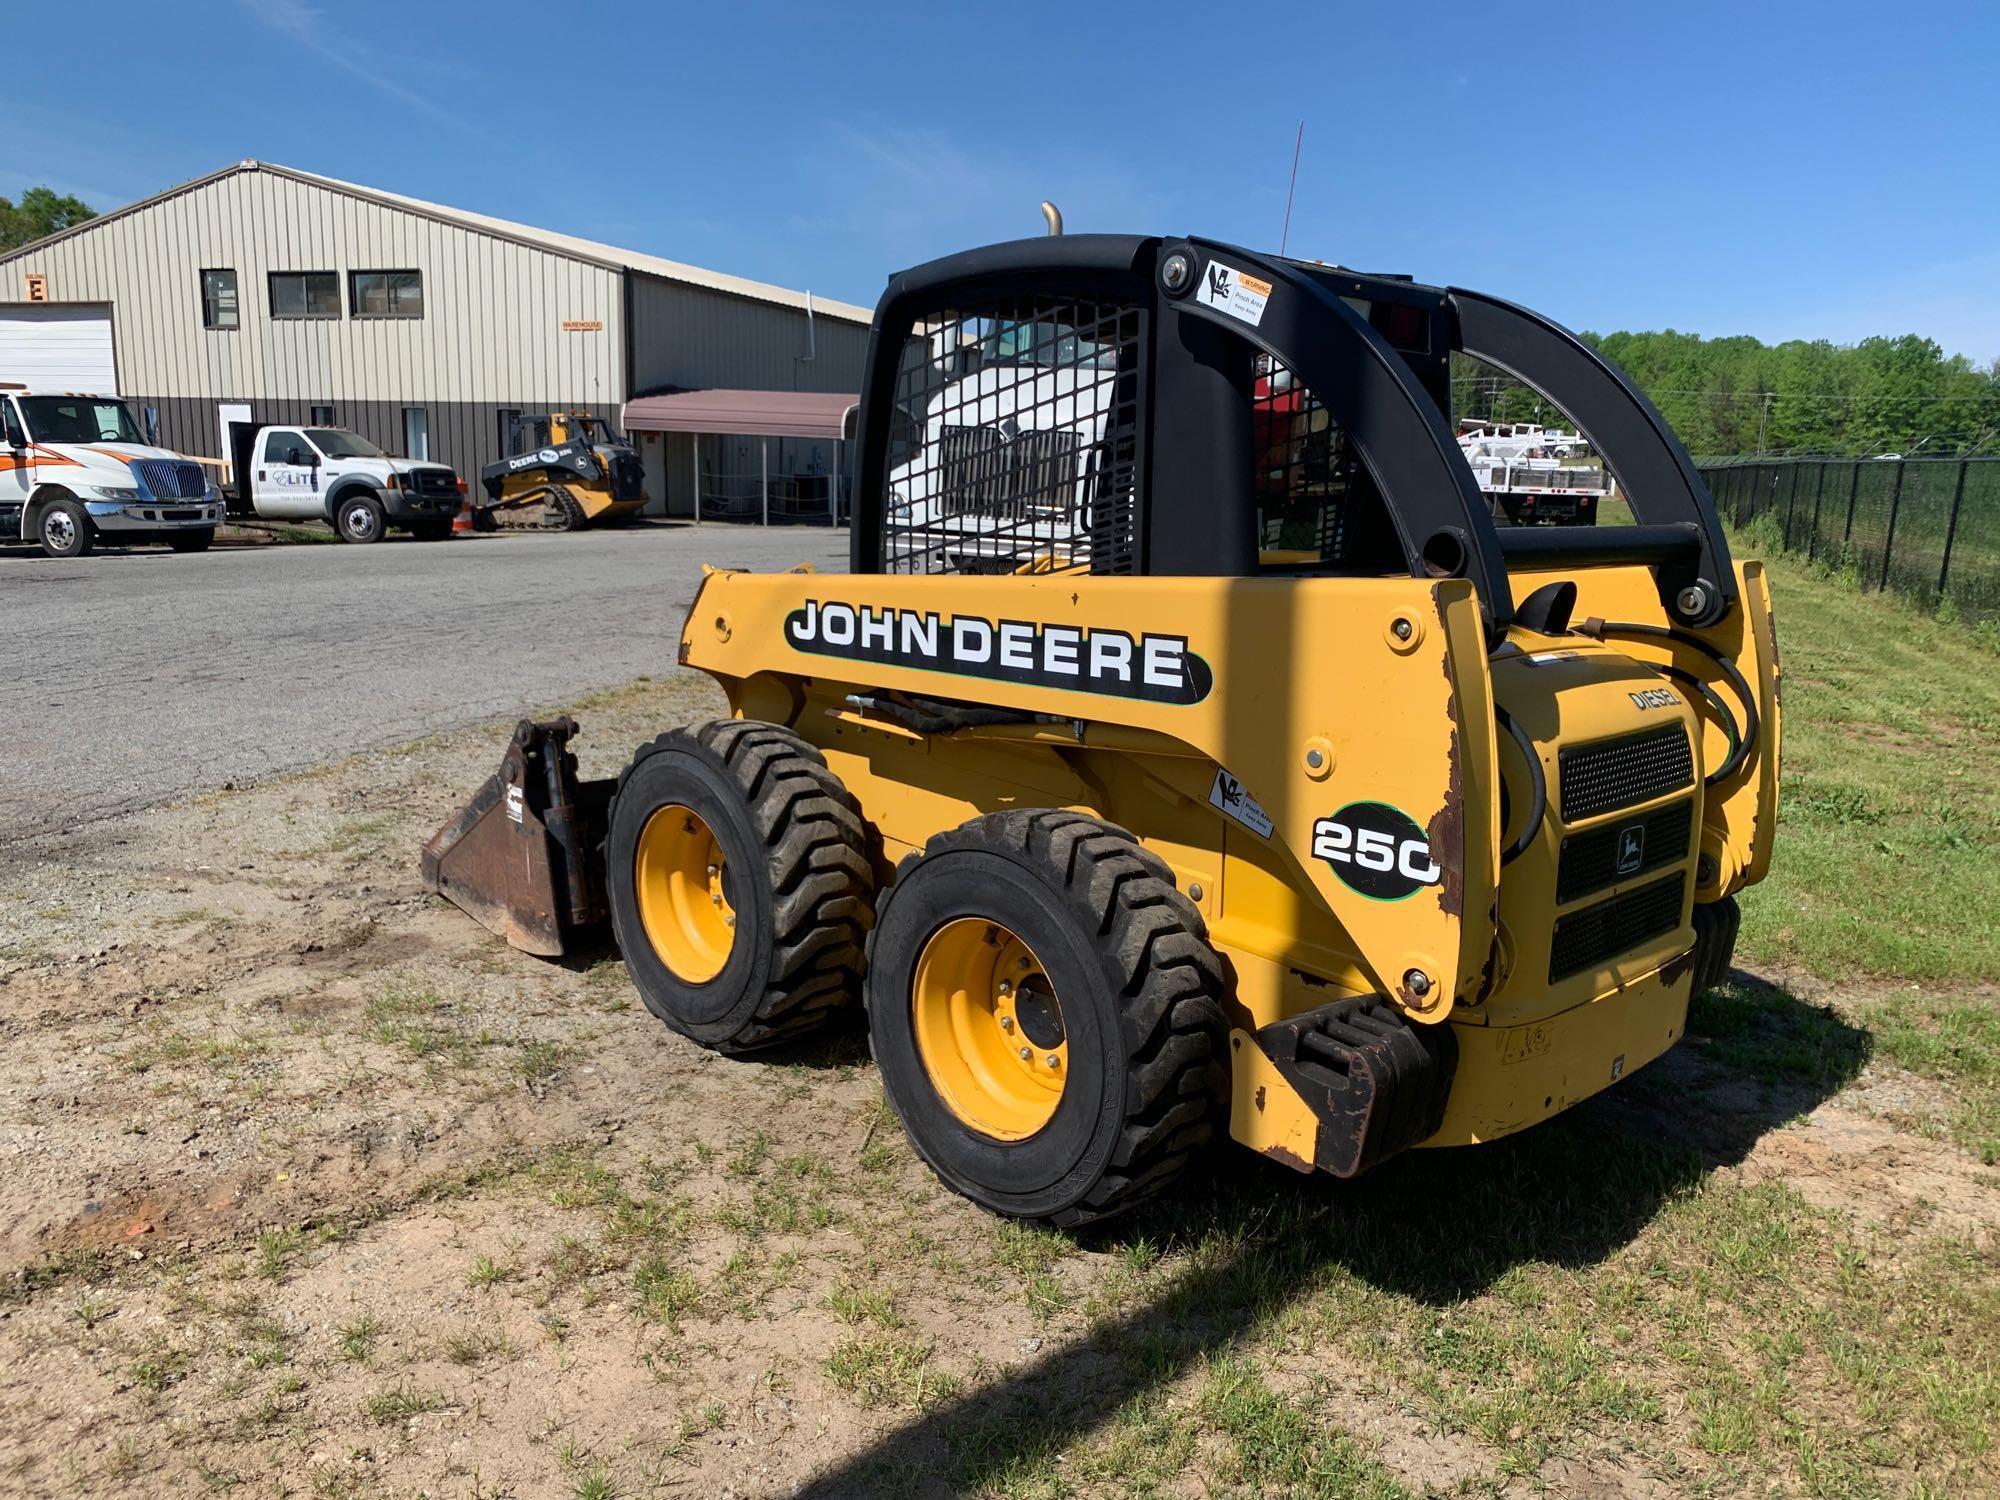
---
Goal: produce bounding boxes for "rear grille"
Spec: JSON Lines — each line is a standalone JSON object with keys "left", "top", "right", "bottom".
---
{"left": 1557, "top": 800, "right": 1694, "bottom": 903}
{"left": 1559, "top": 726, "right": 1694, "bottom": 821}
{"left": 611, "top": 452, "right": 645, "bottom": 501}
{"left": 1549, "top": 873, "right": 1686, "bottom": 982}
{"left": 134, "top": 458, "right": 207, "bottom": 499}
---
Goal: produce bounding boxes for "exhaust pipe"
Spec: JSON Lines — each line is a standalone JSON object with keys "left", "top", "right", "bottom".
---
{"left": 1040, "top": 200, "right": 1063, "bottom": 237}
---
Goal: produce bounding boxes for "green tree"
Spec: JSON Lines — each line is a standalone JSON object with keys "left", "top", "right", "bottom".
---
{"left": 0, "top": 186, "right": 96, "bottom": 251}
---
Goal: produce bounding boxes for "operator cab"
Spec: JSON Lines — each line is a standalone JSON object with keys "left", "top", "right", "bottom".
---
{"left": 861, "top": 235, "right": 1733, "bottom": 634}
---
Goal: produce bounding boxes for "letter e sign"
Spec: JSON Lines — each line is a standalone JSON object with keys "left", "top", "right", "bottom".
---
{"left": 25, "top": 274, "right": 47, "bottom": 302}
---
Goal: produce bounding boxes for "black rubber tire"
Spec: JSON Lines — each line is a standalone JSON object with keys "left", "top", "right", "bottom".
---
{"left": 38, "top": 496, "right": 94, "bottom": 558}
{"left": 407, "top": 518, "right": 453, "bottom": 542}
{"left": 605, "top": 719, "right": 874, "bottom": 1054}
{"left": 867, "top": 810, "right": 1229, "bottom": 1229}
{"left": 334, "top": 491, "right": 386, "bottom": 544}
{"left": 1690, "top": 895, "right": 1741, "bottom": 996}
{"left": 167, "top": 528, "right": 214, "bottom": 553}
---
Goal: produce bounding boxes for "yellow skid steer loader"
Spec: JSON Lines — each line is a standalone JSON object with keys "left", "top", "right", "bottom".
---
{"left": 423, "top": 235, "right": 1779, "bottom": 1227}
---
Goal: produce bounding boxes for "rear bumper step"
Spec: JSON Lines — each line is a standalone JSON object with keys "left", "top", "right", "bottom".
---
{"left": 1249, "top": 999, "right": 1458, "bottom": 1178}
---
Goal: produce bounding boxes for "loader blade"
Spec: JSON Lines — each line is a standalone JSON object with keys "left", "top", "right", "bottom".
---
{"left": 420, "top": 718, "right": 612, "bottom": 958}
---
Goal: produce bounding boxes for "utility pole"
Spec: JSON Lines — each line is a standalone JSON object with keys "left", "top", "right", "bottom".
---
{"left": 1758, "top": 392, "right": 1773, "bottom": 455}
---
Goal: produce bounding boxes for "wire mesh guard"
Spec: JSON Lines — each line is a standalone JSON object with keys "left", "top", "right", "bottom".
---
{"left": 881, "top": 299, "right": 1143, "bottom": 574}
{"left": 1251, "top": 356, "right": 1395, "bottom": 570}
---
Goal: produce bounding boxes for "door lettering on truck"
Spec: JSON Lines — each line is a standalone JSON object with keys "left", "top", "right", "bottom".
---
{"left": 783, "top": 600, "right": 1212, "bottom": 705}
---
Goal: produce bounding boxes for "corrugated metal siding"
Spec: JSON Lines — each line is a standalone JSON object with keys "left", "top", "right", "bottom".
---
{"left": 627, "top": 273, "right": 870, "bottom": 396}
{"left": 0, "top": 169, "right": 622, "bottom": 407}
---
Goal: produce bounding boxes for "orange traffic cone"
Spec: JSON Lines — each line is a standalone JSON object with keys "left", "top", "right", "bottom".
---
{"left": 453, "top": 502, "right": 476, "bottom": 535}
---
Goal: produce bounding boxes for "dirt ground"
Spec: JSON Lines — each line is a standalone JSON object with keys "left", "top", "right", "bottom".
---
{"left": 2, "top": 672, "right": 1995, "bottom": 1499}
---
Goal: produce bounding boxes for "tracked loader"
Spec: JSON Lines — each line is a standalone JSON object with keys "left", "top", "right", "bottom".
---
{"left": 423, "top": 236, "right": 1780, "bottom": 1227}
{"left": 477, "top": 411, "right": 646, "bottom": 530}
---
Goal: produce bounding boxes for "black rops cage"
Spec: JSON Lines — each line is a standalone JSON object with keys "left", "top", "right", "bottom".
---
{"left": 850, "top": 235, "right": 1741, "bottom": 634}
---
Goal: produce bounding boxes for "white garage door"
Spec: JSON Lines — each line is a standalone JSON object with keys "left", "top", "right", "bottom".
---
{"left": 0, "top": 304, "right": 117, "bottom": 392}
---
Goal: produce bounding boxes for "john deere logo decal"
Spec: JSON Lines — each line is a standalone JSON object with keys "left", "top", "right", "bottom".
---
{"left": 1616, "top": 824, "right": 1646, "bottom": 875}
{"left": 783, "top": 600, "right": 1211, "bottom": 705}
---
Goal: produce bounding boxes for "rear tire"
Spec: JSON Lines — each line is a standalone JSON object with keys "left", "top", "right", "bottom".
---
{"left": 38, "top": 497, "right": 94, "bottom": 558}
{"left": 335, "top": 492, "right": 386, "bottom": 544}
{"left": 867, "top": 810, "right": 1228, "bottom": 1229}
{"left": 605, "top": 720, "right": 874, "bottom": 1054}
{"left": 1690, "top": 896, "right": 1741, "bottom": 996}
{"left": 167, "top": 529, "right": 214, "bottom": 553}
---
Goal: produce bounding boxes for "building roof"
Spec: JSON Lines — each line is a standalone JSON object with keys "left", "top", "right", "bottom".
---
{"left": 623, "top": 389, "right": 859, "bottom": 439}
{"left": 0, "top": 160, "right": 876, "bottom": 325}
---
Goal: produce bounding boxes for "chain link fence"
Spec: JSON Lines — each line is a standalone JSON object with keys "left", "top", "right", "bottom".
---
{"left": 1698, "top": 457, "right": 2000, "bottom": 621}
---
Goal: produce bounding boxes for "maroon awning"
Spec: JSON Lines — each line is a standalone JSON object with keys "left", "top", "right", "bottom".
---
{"left": 622, "top": 389, "right": 858, "bottom": 440}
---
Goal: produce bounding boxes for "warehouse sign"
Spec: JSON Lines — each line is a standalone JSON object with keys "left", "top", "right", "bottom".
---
{"left": 561, "top": 319, "right": 603, "bottom": 332}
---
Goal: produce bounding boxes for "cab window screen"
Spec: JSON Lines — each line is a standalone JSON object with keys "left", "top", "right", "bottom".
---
{"left": 1251, "top": 357, "right": 1401, "bottom": 572}
{"left": 880, "top": 298, "right": 1144, "bottom": 575}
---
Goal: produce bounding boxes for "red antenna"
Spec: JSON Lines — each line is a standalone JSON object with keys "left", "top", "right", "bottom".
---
{"left": 1279, "top": 120, "right": 1304, "bottom": 256}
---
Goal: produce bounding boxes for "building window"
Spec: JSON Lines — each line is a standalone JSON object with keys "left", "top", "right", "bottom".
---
{"left": 269, "top": 271, "right": 340, "bottom": 319}
{"left": 351, "top": 269, "right": 423, "bottom": 319}
{"left": 202, "top": 270, "right": 239, "bottom": 329}
{"left": 310, "top": 405, "right": 335, "bottom": 426}
{"left": 403, "top": 407, "right": 430, "bottom": 462}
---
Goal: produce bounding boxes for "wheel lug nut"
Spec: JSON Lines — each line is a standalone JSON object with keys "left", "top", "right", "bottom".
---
{"left": 706, "top": 864, "right": 718, "bottom": 876}
{"left": 1045, "top": 1054, "right": 1060, "bottom": 1070}
{"left": 1017, "top": 957, "right": 1031, "bottom": 971}
{"left": 724, "top": 914, "right": 735, "bottom": 928}
{"left": 999, "top": 1016, "right": 1014, "bottom": 1033}
{"left": 1017, "top": 1046, "right": 1032, "bottom": 1061}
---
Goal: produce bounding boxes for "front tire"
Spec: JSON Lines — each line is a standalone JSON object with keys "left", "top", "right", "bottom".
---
{"left": 605, "top": 720, "right": 874, "bottom": 1053}
{"left": 38, "top": 497, "right": 94, "bottom": 558}
{"left": 867, "top": 810, "right": 1228, "bottom": 1229}
{"left": 335, "top": 492, "right": 386, "bottom": 544}
{"left": 167, "top": 529, "right": 214, "bottom": 553}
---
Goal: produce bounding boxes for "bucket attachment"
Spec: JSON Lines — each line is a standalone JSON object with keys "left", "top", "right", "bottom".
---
{"left": 420, "top": 717, "right": 614, "bottom": 957}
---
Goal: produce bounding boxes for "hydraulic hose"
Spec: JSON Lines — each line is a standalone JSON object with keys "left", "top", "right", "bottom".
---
{"left": 1579, "top": 619, "right": 1761, "bottom": 788}
{"left": 1493, "top": 705, "right": 1545, "bottom": 866}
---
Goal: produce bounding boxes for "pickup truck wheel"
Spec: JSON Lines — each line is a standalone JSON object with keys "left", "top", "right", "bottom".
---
{"left": 167, "top": 528, "right": 214, "bottom": 553}
{"left": 39, "top": 497, "right": 94, "bottom": 559}
{"left": 335, "top": 492, "right": 386, "bottom": 544}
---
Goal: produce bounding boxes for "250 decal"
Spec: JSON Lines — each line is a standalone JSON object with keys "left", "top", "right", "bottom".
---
{"left": 1311, "top": 801, "right": 1441, "bottom": 901}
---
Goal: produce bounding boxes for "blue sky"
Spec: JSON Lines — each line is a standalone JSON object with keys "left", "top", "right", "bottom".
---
{"left": 8, "top": 1, "right": 1998, "bottom": 360}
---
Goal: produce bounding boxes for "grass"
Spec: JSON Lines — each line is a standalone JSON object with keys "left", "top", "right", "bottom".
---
{"left": 1733, "top": 537, "right": 2000, "bottom": 985}
{"left": 1864, "top": 988, "right": 2000, "bottom": 1162}
{"left": 361, "top": 1384, "right": 443, "bottom": 1424}
{"left": 823, "top": 1330, "right": 962, "bottom": 1411}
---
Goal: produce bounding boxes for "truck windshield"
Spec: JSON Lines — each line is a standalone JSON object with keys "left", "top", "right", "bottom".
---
{"left": 19, "top": 396, "right": 144, "bottom": 444}
{"left": 306, "top": 428, "right": 387, "bottom": 459}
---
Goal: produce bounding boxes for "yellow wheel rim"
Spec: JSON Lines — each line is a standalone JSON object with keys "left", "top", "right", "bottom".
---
{"left": 912, "top": 918, "right": 1067, "bottom": 1141}
{"left": 633, "top": 803, "right": 735, "bottom": 983}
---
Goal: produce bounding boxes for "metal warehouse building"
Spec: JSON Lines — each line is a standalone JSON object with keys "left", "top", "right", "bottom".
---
{"left": 0, "top": 160, "right": 872, "bottom": 515}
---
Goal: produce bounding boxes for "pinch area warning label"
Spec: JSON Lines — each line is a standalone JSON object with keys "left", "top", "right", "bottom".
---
{"left": 1197, "top": 261, "right": 1272, "bottom": 327}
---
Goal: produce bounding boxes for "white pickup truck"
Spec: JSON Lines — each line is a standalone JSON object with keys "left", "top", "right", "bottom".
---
{"left": 2, "top": 386, "right": 226, "bottom": 558}
{"left": 225, "top": 422, "right": 464, "bottom": 543}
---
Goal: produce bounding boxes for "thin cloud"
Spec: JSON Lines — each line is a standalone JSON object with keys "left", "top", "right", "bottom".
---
{"left": 236, "top": 0, "right": 483, "bottom": 136}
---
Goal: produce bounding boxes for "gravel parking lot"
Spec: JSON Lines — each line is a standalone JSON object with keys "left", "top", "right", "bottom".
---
{"left": 0, "top": 524, "right": 845, "bottom": 842}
